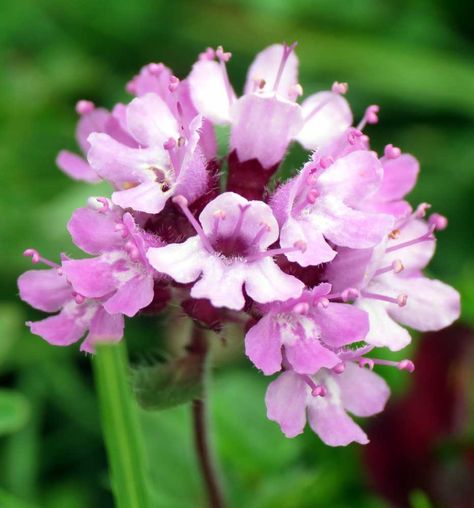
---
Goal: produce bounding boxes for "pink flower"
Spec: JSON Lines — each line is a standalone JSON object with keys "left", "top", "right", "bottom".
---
{"left": 270, "top": 150, "right": 394, "bottom": 267}
{"left": 245, "top": 283, "right": 369, "bottom": 375}
{"left": 61, "top": 200, "right": 159, "bottom": 317}
{"left": 18, "top": 266, "right": 124, "bottom": 353}
{"left": 265, "top": 363, "right": 390, "bottom": 445}
{"left": 325, "top": 217, "right": 460, "bottom": 350}
{"left": 147, "top": 192, "right": 305, "bottom": 310}
{"left": 87, "top": 92, "right": 208, "bottom": 214}
{"left": 189, "top": 44, "right": 352, "bottom": 169}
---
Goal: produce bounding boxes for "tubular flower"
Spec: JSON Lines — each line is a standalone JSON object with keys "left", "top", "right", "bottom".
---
{"left": 18, "top": 42, "right": 460, "bottom": 446}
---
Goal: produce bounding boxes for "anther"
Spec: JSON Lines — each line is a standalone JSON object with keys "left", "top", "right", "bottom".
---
{"left": 74, "top": 293, "right": 86, "bottom": 304}
{"left": 397, "top": 294, "right": 408, "bottom": 307}
{"left": 331, "top": 81, "right": 348, "bottom": 95}
{"left": 429, "top": 213, "right": 448, "bottom": 231}
{"left": 198, "top": 47, "right": 215, "bottom": 61}
{"left": 23, "top": 249, "right": 59, "bottom": 269}
{"left": 168, "top": 75, "right": 180, "bottom": 93}
{"left": 311, "top": 385, "right": 327, "bottom": 397}
{"left": 317, "top": 297, "right": 330, "bottom": 309}
{"left": 293, "top": 302, "right": 310, "bottom": 315}
{"left": 347, "top": 128, "right": 363, "bottom": 145}
{"left": 75, "top": 100, "right": 95, "bottom": 115}
{"left": 332, "top": 362, "right": 345, "bottom": 374}
{"left": 398, "top": 359, "right": 415, "bottom": 373}
{"left": 359, "top": 358, "right": 375, "bottom": 370}
{"left": 384, "top": 144, "right": 401, "bottom": 159}
{"left": 319, "top": 156, "right": 334, "bottom": 169}
{"left": 389, "top": 229, "right": 401, "bottom": 240}
{"left": 374, "top": 260, "right": 404, "bottom": 277}
{"left": 386, "top": 228, "right": 435, "bottom": 253}
{"left": 96, "top": 197, "right": 110, "bottom": 213}
{"left": 115, "top": 223, "right": 128, "bottom": 238}
{"left": 126, "top": 79, "right": 137, "bottom": 95}
{"left": 288, "top": 83, "right": 303, "bottom": 99}
{"left": 215, "top": 45, "right": 232, "bottom": 62}
{"left": 307, "top": 189, "right": 319, "bottom": 204}
{"left": 415, "top": 202, "right": 431, "bottom": 218}
{"left": 148, "top": 63, "right": 164, "bottom": 75}
{"left": 341, "top": 287, "right": 360, "bottom": 302}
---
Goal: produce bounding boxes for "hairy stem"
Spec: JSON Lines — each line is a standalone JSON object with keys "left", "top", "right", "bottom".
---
{"left": 189, "top": 327, "right": 226, "bottom": 508}
{"left": 93, "top": 342, "right": 151, "bottom": 508}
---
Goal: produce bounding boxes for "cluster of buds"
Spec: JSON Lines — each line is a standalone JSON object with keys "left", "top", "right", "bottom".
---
{"left": 18, "top": 43, "right": 460, "bottom": 446}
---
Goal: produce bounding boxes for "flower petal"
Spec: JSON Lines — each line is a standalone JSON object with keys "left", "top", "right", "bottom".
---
{"left": 104, "top": 274, "right": 154, "bottom": 317}
{"left": 18, "top": 269, "right": 71, "bottom": 312}
{"left": 244, "top": 258, "right": 304, "bottom": 304}
{"left": 112, "top": 181, "right": 171, "bottom": 214}
{"left": 67, "top": 207, "right": 123, "bottom": 255}
{"left": 336, "top": 362, "right": 390, "bottom": 417}
{"left": 285, "top": 339, "right": 340, "bottom": 375}
{"left": 56, "top": 150, "right": 101, "bottom": 183}
{"left": 230, "top": 93, "right": 304, "bottom": 169}
{"left": 62, "top": 258, "right": 117, "bottom": 298}
{"left": 265, "top": 371, "right": 308, "bottom": 438}
{"left": 244, "top": 314, "right": 283, "bottom": 375}
{"left": 243, "top": 44, "right": 299, "bottom": 100}
{"left": 126, "top": 93, "right": 179, "bottom": 147}
{"left": 296, "top": 91, "right": 352, "bottom": 151}
{"left": 307, "top": 395, "right": 369, "bottom": 446}
{"left": 189, "top": 60, "right": 234, "bottom": 124}
{"left": 388, "top": 276, "right": 460, "bottom": 332}
{"left": 76, "top": 107, "right": 111, "bottom": 153}
{"left": 379, "top": 154, "right": 419, "bottom": 201}
{"left": 146, "top": 236, "right": 205, "bottom": 284}
{"left": 315, "top": 302, "right": 369, "bottom": 348}
{"left": 81, "top": 307, "right": 125, "bottom": 353}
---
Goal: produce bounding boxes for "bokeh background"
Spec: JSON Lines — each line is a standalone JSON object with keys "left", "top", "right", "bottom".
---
{"left": 1, "top": 0, "right": 473, "bottom": 507}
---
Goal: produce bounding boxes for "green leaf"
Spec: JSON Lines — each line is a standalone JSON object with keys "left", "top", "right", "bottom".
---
{"left": 133, "top": 355, "right": 204, "bottom": 411}
{"left": 0, "top": 390, "right": 31, "bottom": 436}
{"left": 410, "top": 490, "right": 434, "bottom": 508}
{"left": 93, "top": 342, "right": 152, "bottom": 508}
{"left": 0, "top": 487, "right": 38, "bottom": 508}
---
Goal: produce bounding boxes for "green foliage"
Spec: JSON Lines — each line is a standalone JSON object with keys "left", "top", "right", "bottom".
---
{"left": 0, "top": 390, "right": 30, "bottom": 436}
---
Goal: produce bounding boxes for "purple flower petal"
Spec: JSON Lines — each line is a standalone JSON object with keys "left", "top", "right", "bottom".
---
{"left": 62, "top": 258, "right": 117, "bottom": 298}
{"left": 103, "top": 274, "right": 154, "bottom": 317}
{"left": 18, "top": 269, "right": 71, "bottom": 312}
{"left": 56, "top": 151, "right": 101, "bottom": 183}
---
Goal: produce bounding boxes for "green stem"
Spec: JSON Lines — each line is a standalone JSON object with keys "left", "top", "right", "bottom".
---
{"left": 93, "top": 341, "right": 151, "bottom": 508}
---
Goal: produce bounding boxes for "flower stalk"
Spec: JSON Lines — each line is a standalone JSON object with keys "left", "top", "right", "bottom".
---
{"left": 93, "top": 341, "right": 151, "bottom": 508}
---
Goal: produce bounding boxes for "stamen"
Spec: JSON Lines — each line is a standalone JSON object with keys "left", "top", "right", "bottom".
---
{"left": 319, "top": 156, "right": 334, "bottom": 169}
{"left": 374, "top": 259, "right": 404, "bottom": 276}
{"left": 292, "top": 302, "right": 310, "bottom": 314}
{"left": 385, "top": 227, "right": 435, "bottom": 253}
{"left": 168, "top": 75, "right": 180, "bottom": 93}
{"left": 359, "top": 357, "right": 415, "bottom": 373}
{"left": 23, "top": 249, "right": 59, "bottom": 269}
{"left": 429, "top": 213, "right": 448, "bottom": 231}
{"left": 273, "top": 42, "right": 297, "bottom": 93}
{"left": 384, "top": 143, "right": 401, "bottom": 159}
{"left": 73, "top": 292, "right": 86, "bottom": 305}
{"left": 251, "top": 223, "right": 272, "bottom": 246}
{"left": 147, "top": 62, "right": 164, "bottom": 76}
{"left": 332, "top": 362, "right": 345, "bottom": 374}
{"left": 347, "top": 127, "right": 364, "bottom": 146}
{"left": 231, "top": 204, "right": 250, "bottom": 239}
{"left": 317, "top": 297, "right": 330, "bottom": 309}
{"left": 327, "top": 287, "right": 360, "bottom": 302}
{"left": 361, "top": 290, "right": 408, "bottom": 307}
{"left": 357, "top": 105, "right": 379, "bottom": 131}
{"left": 115, "top": 222, "right": 129, "bottom": 238}
{"left": 212, "top": 209, "right": 226, "bottom": 237}
{"left": 288, "top": 83, "right": 303, "bottom": 100}
{"left": 125, "top": 241, "right": 140, "bottom": 261}
{"left": 75, "top": 100, "right": 95, "bottom": 115}
{"left": 172, "top": 196, "right": 214, "bottom": 253}
{"left": 198, "top": 47, "right": 215, "bottom": 61}
{"left": 331, "top": 81, "right": 348, "bottom": 95}
{"left": 245, "top": 241, "right": 306, "bottom": 263}
{"left": 303, "top": 375, "right": 327, "bottom": 397}
{"left": 96, "top": 197, "right": 110, "bottom": 214}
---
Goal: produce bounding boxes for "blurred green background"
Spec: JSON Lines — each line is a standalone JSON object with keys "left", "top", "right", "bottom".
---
{"left": 0, "top": 0, "right": 473, "bottom": 507}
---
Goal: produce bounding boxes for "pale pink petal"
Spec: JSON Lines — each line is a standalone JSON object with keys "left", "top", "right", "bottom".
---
{"left": 18, "top": 269, "right": 71, "bottom": 312}
{"left": 336, "top": 362, "right": 390, "bottom": 417}
{"left": 307, "top": 396, "right": 369, "bottom": 446}
{"left": 191, "top": 257, "right": 246, "bottom": 310}
{"left": 230, "top": 93, "right": 304, "bottom": 169}
{"left": 87, "top": 132, "right": 167, "bottom": 185}
{"left": 356, "top": 298, "right": 412, "bottom": 351}
{"left": 62, "top": 258, "right": 116, "bottom": 298}
{"left": 199, "top": 192, "right": 279, "bottom": 249}
{"left": 244, "top": 258, "right": 304, "bottom": 304}
{"left": 318, "top": 150, "right": 383, "bottom": 205}
{"left": 324, "top": 247, "right": 373, "bottom": 293}
{"left": 265, "top": 371, "right": 308, "bottom": 438}
{"left": 81, "top": 307, "right": 124, "bottom": 353}
{"left": 112, "top": 181, "right": 170, "bottom": 214}
{"left": 388, "top": 276, "right": 460, "bottom": 332}
{"left": 296, "top": 92, "right": 352, "bottom": 151}
{"left": 126, "top": 93, "right": 179, "bottom": 147}
{"left": 315, "top": 303, "right": 369, "bottom": 348}
{"left": 104, "top": 274, "right": 154, "bottom": 317}
{"left": 379, "top": 154, "right": 419, "bottom": 201}
{"left": 56, "top": 151, "right": 101, "bottom": 183}
{"left": 285, "top": 339, "right": 340, "bottom": 375}
{"left": 76, "top": 107, "right": 111, "bottom": 153}
{"left": 280, "top": 217, "right": 336, "bottom": 267}
{"left": 189, "top": 60, "right": 234, "bottom": 124}
{"left": 67, "top": 207, "right": 123, "bottom": 255}
{"left": 244, "top": 314, "right": 283, "bottom": 375}
{"left": 244, "top": 44, "right": 298, "bottom": 100}
{"left": 317, "top": 198, "right": 393, "bottom": 249}
{"left": 146, "top": 236, "right": 205, "bottom": 284}
{"left": 29, "top": 307, "right": 91, "bottom": 346}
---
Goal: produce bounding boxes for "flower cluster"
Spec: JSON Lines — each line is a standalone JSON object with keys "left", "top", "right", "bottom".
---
{"left": 18, "top": 43, "right": 460, "bottom": 446}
